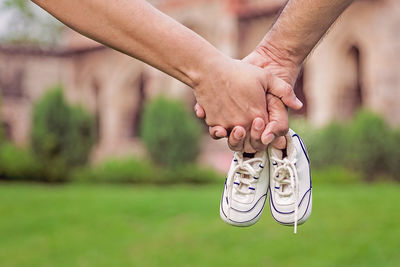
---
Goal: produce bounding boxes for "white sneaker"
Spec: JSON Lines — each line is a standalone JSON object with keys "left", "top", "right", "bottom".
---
{"left": 268, "top": 129, "right": 312, "bottom": 233}
{"left": 220, "top": 151, "right": 269, "bottom": 227}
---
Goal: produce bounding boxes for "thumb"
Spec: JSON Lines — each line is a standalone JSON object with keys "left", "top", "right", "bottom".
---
{"left": 260, "top": 71, "right": 303, "bottom": 110}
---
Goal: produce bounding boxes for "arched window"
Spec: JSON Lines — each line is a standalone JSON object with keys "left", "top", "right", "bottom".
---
{"left": 1, "top": 121, "right": 12, "bottom": 141}
{"left": 131, "top": 73, "right": 146, "bottom": 137}
{"left": 338, "top": 45, "right": 363, "bottom": 119}
{"left": 349, "top": 45, "right": 363, "bottom": 111}
{"left": 0, "top": 68, "right": 24, "bottom": 98}
{"left": 92, "top": 79, "right": 101, "bottom": 141}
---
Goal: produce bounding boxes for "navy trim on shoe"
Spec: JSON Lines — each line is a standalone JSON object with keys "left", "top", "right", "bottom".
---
{"left": 292, "top": 134, "right": 310, "bottom": 164}
{"left": 270, "top": 190, "right": 312, "bottom": 225}
{"left": 270, "top": 188, "right": 311, "bottom": 214}
{"left": 269, "top": 133, "right": 312, "bottom": 223}
{"left": 220, "top": 191, "right": 268, "bottom": 224}
{"left": 231, "top": 193, "right": 267, "bottom": 213}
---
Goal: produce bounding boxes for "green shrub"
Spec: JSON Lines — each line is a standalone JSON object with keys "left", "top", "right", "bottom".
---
{"left": 386, "top": 129, "right": 400, "bottom": 182}
{"left": 311, "top": 165, "right": 363, "bottom": 185}
{"left": 346, "top": 110, "right": 391, "bottom": 181}
{"left": 31, "top": 86, "right": 95, "bottom": 182}
{"left": 294, "top": 110, "right": 400, "bottom": 182}
{"left": 307, "top": 121, "right": 348, "bottom": 168}
{"left": 0, "top": 108, "right": 4, "bottom": 144}
{"left": 162, "top": 164, "right": 221, "bottom": 184}
{"left": 71, "top": 157, "right": 158, "bottom": 183}
{"left": 72, "top": 157, "right": 220, "bottom": 184}
{"left": 140, "top": 96, "right": 202, "bottom": 167}
{"left": 63, "top": 106, "right": 96, "bottom": 167}
{"left": 0, "top": 143, "right": 41, "bottom": 181}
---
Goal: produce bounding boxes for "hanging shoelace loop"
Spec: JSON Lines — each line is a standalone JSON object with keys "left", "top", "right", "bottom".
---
{"left": 271, "top": 156, "right": 299, "bottom": 234}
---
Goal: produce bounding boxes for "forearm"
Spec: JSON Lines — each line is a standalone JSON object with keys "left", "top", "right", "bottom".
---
{"left": 31, "top": 0, "right": 223, "bottom": 88}
{"left": 258, "top": 0, "right": 353, "bottom": 65}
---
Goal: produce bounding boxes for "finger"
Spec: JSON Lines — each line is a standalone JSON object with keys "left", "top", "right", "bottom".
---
{"left": 249, "top": 117, "right": 267, "bottom": 151}
{"left": 270, "top": 76, "right": 302, "bottom": 110}
{"left": 259, "top": 71, "right": 303, "bottom": 110}
{"left": 228, "top": 126, "right": 246, "bottom": 151}
{"left": 262, "top": 121, "right": 288, "bottom": 145}
{"left": 208, "top": 126, "right": 228, "bottom": 140}
{"left": 261, "top": 94, "right": 289, "bottom": 145}
{"left": 271, "top": 136, "right": 287, "bottom": 150}
{"left": 194, "top": 103, "right": 205, "bottom": 119}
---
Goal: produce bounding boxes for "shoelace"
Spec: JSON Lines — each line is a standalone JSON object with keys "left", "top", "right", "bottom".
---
{"left": 226, "top": 153, "right": 265, "bottom": 219}
{"left": 271, "top": 156, "right": 299, "bottom": 234}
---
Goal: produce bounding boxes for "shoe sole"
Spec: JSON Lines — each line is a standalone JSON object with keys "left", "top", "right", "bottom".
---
{"left": 220, "top": 189, "right": 268, "bottom": 227}
{"left": 269, "top": 189, "right": 312, "bottom": 226}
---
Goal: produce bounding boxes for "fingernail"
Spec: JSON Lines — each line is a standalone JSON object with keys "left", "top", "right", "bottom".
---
{"left": 233, "top": 128, "right": 244, "bottom": 140}
{"left": 262, "top": 133, "right": 274, "bottom": 145}
{"left": 215, "top": 130, "right": 224, "bottom": 138}
{"left": 296, "top": 98, "right": 303, "bottom": 108}
{"left": 253, "top": 118, "right": 264, "bottom": 131}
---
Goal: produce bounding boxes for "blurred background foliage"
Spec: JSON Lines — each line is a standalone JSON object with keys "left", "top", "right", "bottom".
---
{"left": 140, "top": 96, "right": 202, "bottom": 168}
{"left": 0, "top": 0, "right": 64, "bottom": 46}
{"left": 291, "top": 109, "right": 400, "bottom": 182}
{"left": 0, "top": 89, "right": 219, "bottom": 184}
{"left": 0, "top": 0, "right": 397, "bottom": 186}
{"left": 30, "top": 86, "right": 95, "bottom": 182}
{"left": 0, "top": 88, "right": 399, "bottom": 184}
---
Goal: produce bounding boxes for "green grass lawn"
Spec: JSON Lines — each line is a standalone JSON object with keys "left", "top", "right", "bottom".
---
{"left": 0, "top": 183, "right": 399, "bottom": 267}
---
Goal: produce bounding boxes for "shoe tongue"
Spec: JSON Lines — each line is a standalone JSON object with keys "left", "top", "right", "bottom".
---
{"left": 243, "top": 151, "right": 265, "bottom": 160}
{"left": 240, "top": 152, "right": 265, "bottom": 174}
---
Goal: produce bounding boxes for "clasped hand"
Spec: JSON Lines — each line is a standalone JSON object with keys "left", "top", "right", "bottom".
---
{"left": 193, "top": 48, "right": 302, "bottom": 152}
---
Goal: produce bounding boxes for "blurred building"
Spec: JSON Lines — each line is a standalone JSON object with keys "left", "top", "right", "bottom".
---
{"left": 0, "top": 0, "right": 399, "bottom": 171}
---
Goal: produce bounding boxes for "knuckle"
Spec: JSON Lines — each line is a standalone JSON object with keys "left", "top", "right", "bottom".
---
{"left": 276, "top": 127, "right": 289, "bottom": 137}
{"left": 228, "top": 143, "right": 240, "bottom": 152}
{"left": 282, "top": 84, "right": 293, "bottom": 97}
{"left": 228, "top": 138, "right": 241, "bottom": 151}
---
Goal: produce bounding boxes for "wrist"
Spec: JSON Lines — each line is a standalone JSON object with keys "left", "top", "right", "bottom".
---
{"left": 188, "top": 49, "right": 229, "bottom": 91}
{"left": 251, "top": 41, "right": 301, "bottom": 87}
{"left": 256, "top": 37, "right": 304, "bottom": 68}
